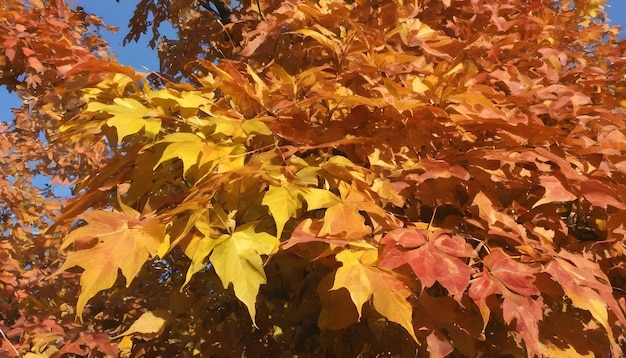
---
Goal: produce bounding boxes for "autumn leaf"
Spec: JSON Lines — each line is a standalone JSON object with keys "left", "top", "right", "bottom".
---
{"left": 426, "top": 330, "right": 454, "bottom": 357}
{"left": 56, "top": 209, "right": 165, "bottom": 319}
{"left": 330, "top": 249, "right": 417, "bottom": 341}
{"left": 544, "top": 251, "right": 626, "bottom": 357}
{"left": 468, "top": 248, "right": 543, "bottom": 357}
{"left": 112, "top": 310, "right": 172, "bottom": 340}
{"left": 179, "top": 211, "right": 224, "bottom": 288}
{"left": 318, "top": 202, "right": 371, "bottom": 239}
{"left": 262, "top": 184, "right": 339, "bottom": 238}
{"left": 210, "top": 223, "right": 280, "bottom": 325}
{"left": 532, "top": 175, "right": 577, "bottom": 208}
{"left": 85, "top": 98, "right": 162, "bottom": 144}
{"left": 7, "top": 0, "right": 626, "bottom": 355}
{"left": 152, "top": 132, "right": 244, "bottom": 177}
{"left": 379, "top": 228, "right": 475, "bottom": 303}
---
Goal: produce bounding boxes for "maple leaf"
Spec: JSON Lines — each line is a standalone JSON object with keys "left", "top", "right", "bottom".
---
{"left": 544, "top": 250, "right": 626, "bottom": 357}
{"left": 179, "top": 211, "right": 224, "bottom": 288}
{"left": 532, "top": 175, "right": 577, "bottom": 208}
{"left": 152, "top": 132, "right": 245, "bottom": 177}
{"left": 379, "top": 228, "right": 475, "bottom": 303}
{"left": 468, "top": 248, "right": 543, "bottom": 357}
{"left": 262, "top": 184, "right": 339, "bottom": 238}
{"left": 112, "top": 310, "right": 171, "bottom": 340}
{"left": 471, "top": 191, "right": 529, "bottom": 242}
{"left": 403, "top": 159, "right": 471, "bottom": 185}
{"left": 426, "top": 330, "right": 454, "bottom": 357}
{"left": 210, "top": 223, "right": 280, "bottom": 326}
{"left": 289, "top": 25, "right": 342, "bottom": 58}
{"left": 578, "top": 179, "right": 626, "bottom": 210}
{"left": 8, "top": 0, "right": 626, "bottom": 354}
{"left": 330, "top": 249, "right": 417, "bottom": 341}
{"left": 56, "top": 209, "right": 165, "bottom": 319}
{"left": 85, "top": 98, "right": 162, "bottom": 144}
{"left": 318, "top": 202, "right": 371, "bottom": 239}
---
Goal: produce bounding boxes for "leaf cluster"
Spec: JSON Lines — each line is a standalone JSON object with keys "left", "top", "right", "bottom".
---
{"left": 2, "top": 0, "right": 626, "bottom": 357}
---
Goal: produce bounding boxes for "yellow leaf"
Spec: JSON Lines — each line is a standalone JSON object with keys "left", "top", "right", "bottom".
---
{"left": 181, "top": 214, "right": 225, "bottom": 288}
{"left": 112, "top": 310, "right": 171, "bottom": 340}
{"left": 56, "top": 210, "right": 165, "bottom": 320}
{"left": 246, "top": 64, "right": 269, "bottom": 104}
{"left": 300, "top": 187, "right": 341, "bottom": 210}
{"left": 210, "top": 223, "right": 279, "bottom": 326}
{"left": 262, "top": 186, "right": 302, "bottom": 238}
{"left": 241, "top": 119, "right": 272, "bottom": 136}
{"left": 388, "top": 18, "right": 436, "bottom": 46}
{"left": 262, "top": 185, "right": 339, "bottom": 238}
{"left": 149, "top": 88, "right": 213, "bottom": 110}
{"left": 331, "top": 250, "right": 417, "bottom": 341}
{"left": 289, "top": 27, "right": 341, "bottom": 56}
{"left": 86, "top": 98, "right": 161, "bottom": 144}
{"left": 411, "top": 77, "right": 430, "bottom": 95}
{"left": 153, "top": 132, "right": 243, "bottom": 177}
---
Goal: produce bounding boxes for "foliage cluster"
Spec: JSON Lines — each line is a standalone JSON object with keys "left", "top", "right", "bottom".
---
{"left": 2, "top": 0, "right": 626, "bottom": 356}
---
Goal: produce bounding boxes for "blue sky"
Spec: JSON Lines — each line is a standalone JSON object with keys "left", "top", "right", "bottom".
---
{"left": 1, "top": 1, "right": 626, "bottom": 122}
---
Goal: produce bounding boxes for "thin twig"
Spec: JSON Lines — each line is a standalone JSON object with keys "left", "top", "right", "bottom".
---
{"left": 0, "top": 327, "right": 19, "bottom": 357}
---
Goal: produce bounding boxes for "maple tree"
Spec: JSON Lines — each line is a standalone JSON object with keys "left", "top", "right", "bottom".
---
{"left": 2, "top": 0, "right": 626, "bottom": 356}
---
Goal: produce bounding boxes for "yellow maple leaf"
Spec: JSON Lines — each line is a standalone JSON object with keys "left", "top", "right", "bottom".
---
{"left": 262, "top": 184, "right": 339, "bottom": 238}
{"left": 112, "top": 310, "right": 172, "bottom": 340}
{"left": 330, "top": 249, "right": 417, "bottom": 342}
{"left": 210, "top": 223, "right": 279, "bottom": 326}
{"left": 86, "top": 97, "right": 161, "bottom": 144}
{"left": 152, "top": 132, "right": 244, "bottom": 177}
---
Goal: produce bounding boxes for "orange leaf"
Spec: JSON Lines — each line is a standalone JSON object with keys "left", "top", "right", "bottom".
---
{"left": 56, "top": 210, "right": 165, "bottom": 320}
{"left": 532, "top": 175, "right": 577, "bottom": 208}
{"left": 318, "top": 202, "right": 371, "bottom": 239}
{"left": 28, "top": 56, "right": 45, "bottom": 73}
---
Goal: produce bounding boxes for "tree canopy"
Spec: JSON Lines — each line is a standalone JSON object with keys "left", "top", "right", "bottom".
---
{"left": 1, "top": 0, "right": 626, "bottom": 356}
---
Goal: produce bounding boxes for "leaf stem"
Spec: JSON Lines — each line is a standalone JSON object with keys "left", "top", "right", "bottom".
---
{"left": 0, "top": 327, "right": 20, "bottom": 357}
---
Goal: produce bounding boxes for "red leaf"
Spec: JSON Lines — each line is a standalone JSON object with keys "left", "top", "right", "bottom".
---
{"left": 27, "top": 56, "right": 45, "bottom": 73}
{"left": 21, "top": 47, "right": 35, "bottom": 57}
{"left": 469, "top": 249, "right": 543, "bottom": 357}
{"left": 578, "top": 179, "right": 626, "bottom": 209}
{"left": 379, "top": 228, "right": 475, "bottom": 302}
{"left": 5, "top": 48, "right": 16, "bottom": 62}
{"left": 544, "top": 251, "right": 626, "bottom": 356}
{"left": 404, "top": 160, "right": 471, "bottom": 184}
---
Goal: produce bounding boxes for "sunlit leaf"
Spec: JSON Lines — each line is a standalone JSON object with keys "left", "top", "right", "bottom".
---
{"left": 56, "top": 210, "right": 165, "bottom": 319}
{"left": 330, "top": 249, "right": 417, "bottom": 341}
{"left": 210, "top": 223, "right": 279, "bottom": 325}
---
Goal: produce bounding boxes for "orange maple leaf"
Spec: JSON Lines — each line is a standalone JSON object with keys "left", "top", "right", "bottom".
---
{"left": 55, "top": 209, "right": 165, "bottom": 320}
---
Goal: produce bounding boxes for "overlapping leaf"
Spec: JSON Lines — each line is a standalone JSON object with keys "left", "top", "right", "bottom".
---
{"left": 262, "top": 184, "right": 339, "bottom": 238}
{"left": 545, "top": 250, "right": 626, "bottom": 357}
{"left": 85, "top": 98, "right": 162, "bottom": 144}
{"left": 468, "top": 249, "right": 543, "bottom": 357}
{"left": 329, "top": 249, "right": 417, "bottom": 341}
{"left": 56, "top": 209, "right": 165, "bottom": 319}
{"left": 379, "top": 228, "right": 476, "bottom": 302}
{"left": 210, "top": 223, "right": 279, "bottom": 325}
{"left": 7, "top": 0, "right": 626, "bottom": 355}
